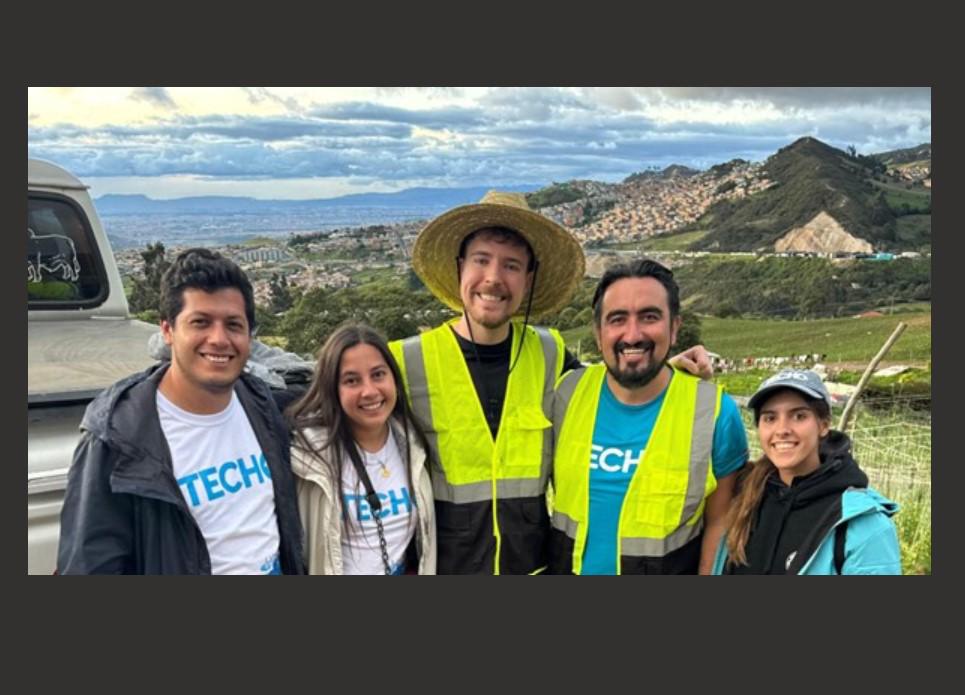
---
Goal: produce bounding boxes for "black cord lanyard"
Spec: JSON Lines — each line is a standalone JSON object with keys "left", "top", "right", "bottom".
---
{"left": 346, "top": 449, "right": 392, "bottom": 575}
{"left": 457, "top": 257, "right": 540, "bottom": 435}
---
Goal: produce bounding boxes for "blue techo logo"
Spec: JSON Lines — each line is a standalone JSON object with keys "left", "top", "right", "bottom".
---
{"left": 177, "top": 453, "right": 271, "bottom": 507}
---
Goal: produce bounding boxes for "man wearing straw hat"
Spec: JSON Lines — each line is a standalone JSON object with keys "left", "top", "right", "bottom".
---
{"left": 390, "top": 192, "right": 710, "bottom": 575}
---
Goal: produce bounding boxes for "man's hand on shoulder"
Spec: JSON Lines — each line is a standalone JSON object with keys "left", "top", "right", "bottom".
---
{"left": 669, "top": 345, "right": 714, "bottom": 380}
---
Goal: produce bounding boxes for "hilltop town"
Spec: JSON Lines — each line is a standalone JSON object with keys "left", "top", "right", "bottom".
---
{"left": 538, "top": 160, "right": 775, "bottom": 244}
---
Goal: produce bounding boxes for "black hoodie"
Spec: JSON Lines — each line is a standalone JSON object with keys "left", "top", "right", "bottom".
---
{"left": 728, "top": 431, "right": 868, "bottom": 575}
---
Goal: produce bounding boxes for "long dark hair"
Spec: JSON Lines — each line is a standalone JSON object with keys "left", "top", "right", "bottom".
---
{"left": 286, "top": 322, "right": 429, "bottom": 536}
{"left": 724, "top": 390, "right": 832, "bottom": 567}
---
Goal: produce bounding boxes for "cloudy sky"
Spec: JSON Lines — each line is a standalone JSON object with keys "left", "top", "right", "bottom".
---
{"left": 27, "top": 87, "right": 931, "bottom": 200}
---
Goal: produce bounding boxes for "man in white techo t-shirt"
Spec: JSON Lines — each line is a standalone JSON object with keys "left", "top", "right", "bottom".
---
{"left": 58, "top": 249, "right": 305, "bottom": 574}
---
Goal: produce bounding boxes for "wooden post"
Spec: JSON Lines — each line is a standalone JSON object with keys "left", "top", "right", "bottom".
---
{"left": 837, "top": 322, "right": 908, "bottom": 432}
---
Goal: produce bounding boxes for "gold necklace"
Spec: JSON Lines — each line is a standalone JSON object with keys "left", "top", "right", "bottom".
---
{"left": 361, "top": 432, "right": 393, "bottom": 479}
{"left": 365, "top": 451, "right": 392, "bottom": 479}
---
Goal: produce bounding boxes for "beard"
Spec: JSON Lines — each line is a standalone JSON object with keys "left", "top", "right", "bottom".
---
{"left": 604, "top": 340, "right": 667, "bottom": 389}
{"left": 474, "top": 313, "right": 512, "bottom": 330}
{"left": 466, "top": 299, "right": 516, "bottom": 331}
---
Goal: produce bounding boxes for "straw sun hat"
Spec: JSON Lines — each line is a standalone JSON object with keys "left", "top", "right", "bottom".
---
{"left": 411, "top": 190, "right": 586, "bottom": 317}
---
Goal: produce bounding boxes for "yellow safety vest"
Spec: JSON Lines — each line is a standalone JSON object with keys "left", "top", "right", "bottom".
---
{"left": 551, "top": 364, "right": 721, "bottom": 574}
{"left": 389, "top": 319, "right": 564, "bottom": 574}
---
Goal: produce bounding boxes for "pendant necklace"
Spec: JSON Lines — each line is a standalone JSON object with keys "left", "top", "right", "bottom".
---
{"left": 366, "top": 451, "right": 391, "bottom": 479}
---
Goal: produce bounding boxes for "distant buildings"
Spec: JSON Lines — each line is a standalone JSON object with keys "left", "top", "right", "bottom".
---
{"left": 233, "top": 247, "right": 293, "bottom": 264}
{"left": 537, "top": 161, "right": 773, "bottom": 245}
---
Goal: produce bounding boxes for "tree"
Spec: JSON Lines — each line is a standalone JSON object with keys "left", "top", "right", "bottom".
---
{"left": 277, "top": 287, "right": 348, "bottom": 356}
{"left": 674, "top": 310, "right": 702, "bottom": 353}
{"left": 128, "top": 242, "right": 170, "bottom": 314}
{"left": 371, "top": 310, "right": 419, "bottom": 341}
{"left": 406, "top": 267, "right": 426, "bottom": 291}
{"left": 254, "top": 305, "right": 279, "bottom": 336}
{"left": 267, "top": 273, "right": 293, "bottom": 313}
{"left": 574, "top": 307, "right": 593, "bottom": 328}
{"left": 555, "top": 307, "right": 578, "bottom": 330}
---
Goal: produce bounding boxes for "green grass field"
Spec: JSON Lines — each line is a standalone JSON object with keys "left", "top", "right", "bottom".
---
{"left": 870, "top": 179, "right": 931, "bottom": 211}
{"left": 239, "top": 236, "right": 280, "bottom": 247}
{"left": 700, "top": 311, "right": 931, "bottom": 365}
{"left": 640, "top": 229, "right": 709, "bottom": 251}
{"left": 354, "top": 266, "right": 403, "bottom": 286}
{"left": 595, "top": 229, "right": 709, "bottom": 252}
{"left": 562, "top": 309, "right": 931, "bottom": 366}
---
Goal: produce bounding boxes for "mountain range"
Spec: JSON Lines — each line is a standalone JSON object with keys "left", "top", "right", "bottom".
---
{"left": 524, "top": 138, "right": 930, "bottom": 253}
{"left": 95, "top": 184, "right": 541, "bottom": 215}
{"left": 95, "top": 138, "right": 930, "bottom": 253}
{"left": 686, "top": 138, "right": 930, "bottom": 252}
{"left": 873, "top": 143, "right": 931, "bottom": 167}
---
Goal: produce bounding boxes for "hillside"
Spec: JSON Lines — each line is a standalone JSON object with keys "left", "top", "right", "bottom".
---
{"left": 671, "top": 255, "right": 931, "bottom": 319}
{"left": 700, "top": 310, "right": 931, "bottom": 366}
{"left": 687, "top": 137, "right": 918, "bottom": 252}
{"left": 528, "top": 161, "right": 771, "bottom": 244}
{"left": 623, "top": 164, "right": 700, "bottom": 183}
{"left": 774, "top": 212, "right": 873, "bottom": 254}
{"left": 873, "top": 143, "right": 931, "bottom": 168}
{"left": 527, "top": 137, "right": 929, "bottom": 253}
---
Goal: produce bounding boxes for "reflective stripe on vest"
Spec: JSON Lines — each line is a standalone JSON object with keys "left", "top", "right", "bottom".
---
{"left": 389, "top": 320, "right": 563, "bottom": 571}
{"left": 551, "top": 364, "right": 720, "bottom": 574}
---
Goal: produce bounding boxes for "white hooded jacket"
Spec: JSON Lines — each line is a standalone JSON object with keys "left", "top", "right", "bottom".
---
{"left": 291, "top": 418, "right": 436, "bottom": 575}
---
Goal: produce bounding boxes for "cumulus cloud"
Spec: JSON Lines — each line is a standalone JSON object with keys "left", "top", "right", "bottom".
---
{"left": 242, "top": 87, "right": 302, "bottom": 111}
{"left": 130, "top": 87, "right": 178, "bottom": 110}
{"left": 309, "top": 101, "right": 484, "bottom": 129}
{"left": 592, "top": 87, "right": 930, "bottom": 113}
{"left": 374, "top": 87, "right": 465, "bottom": 99}
{"left": 479, "top": 87, "right": 594, "bottom": 121}
{"left": 27, "top": 87, "right": 931, "bottom": 196}
{"left": 30, "top": 114, "right": 412, "bottom": 145}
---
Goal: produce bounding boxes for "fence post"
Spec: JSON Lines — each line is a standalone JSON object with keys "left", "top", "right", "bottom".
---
{"left": 837, "top": 322, "right": 908, "bottom": 432}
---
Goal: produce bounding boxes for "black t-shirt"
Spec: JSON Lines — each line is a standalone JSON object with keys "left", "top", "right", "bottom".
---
{"left": 451, "top": 325, "right": 582, "bottom": 438}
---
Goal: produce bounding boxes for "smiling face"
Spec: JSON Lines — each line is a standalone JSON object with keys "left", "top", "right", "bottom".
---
{"left": 457, "top": 229, "right": 533, "bottom": 340}
{"left": 757, "top": 389, "right": 830, "bottom": 485}
{"left": 338, "top": 342, "right": 398, "bottom": 444}
{"left": 595, "top": 276, "right": 680, "bottom": 395}
{"left": 160, "top": 287, "right": 251, "bottom": 412}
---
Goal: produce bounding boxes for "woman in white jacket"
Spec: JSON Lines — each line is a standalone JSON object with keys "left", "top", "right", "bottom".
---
{"left": 287, "top": 323, "right": 436, "bottom": 574}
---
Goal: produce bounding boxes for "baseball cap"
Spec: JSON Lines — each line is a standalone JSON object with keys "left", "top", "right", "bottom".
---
{"left": 747, "top": 369, "right": 832, "bottom": 411}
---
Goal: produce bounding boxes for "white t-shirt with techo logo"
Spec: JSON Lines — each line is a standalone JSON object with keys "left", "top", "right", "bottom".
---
{"left": 157, "top": 389, "right": 281, "bottom": 574}
{"left": 340, "top": 429, "right": 417, "bottom": 575}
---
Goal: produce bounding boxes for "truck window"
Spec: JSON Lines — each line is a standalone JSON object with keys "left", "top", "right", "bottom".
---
{"left": 28, "top": 195, "right": 108, "bottom": 308}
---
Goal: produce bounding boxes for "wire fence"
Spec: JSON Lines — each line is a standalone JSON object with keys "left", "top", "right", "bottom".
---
{"left": 740, "top": 406, "right": 932, "bottom": 486}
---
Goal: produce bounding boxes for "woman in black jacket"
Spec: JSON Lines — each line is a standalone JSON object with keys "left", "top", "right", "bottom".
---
{"left": 714, "top": 369, "right": 901, "bottom": 575}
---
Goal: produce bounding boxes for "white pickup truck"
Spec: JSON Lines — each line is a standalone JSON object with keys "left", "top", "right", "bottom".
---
{"left": 27, "top": 159, "right": 158, "bottom": 574}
